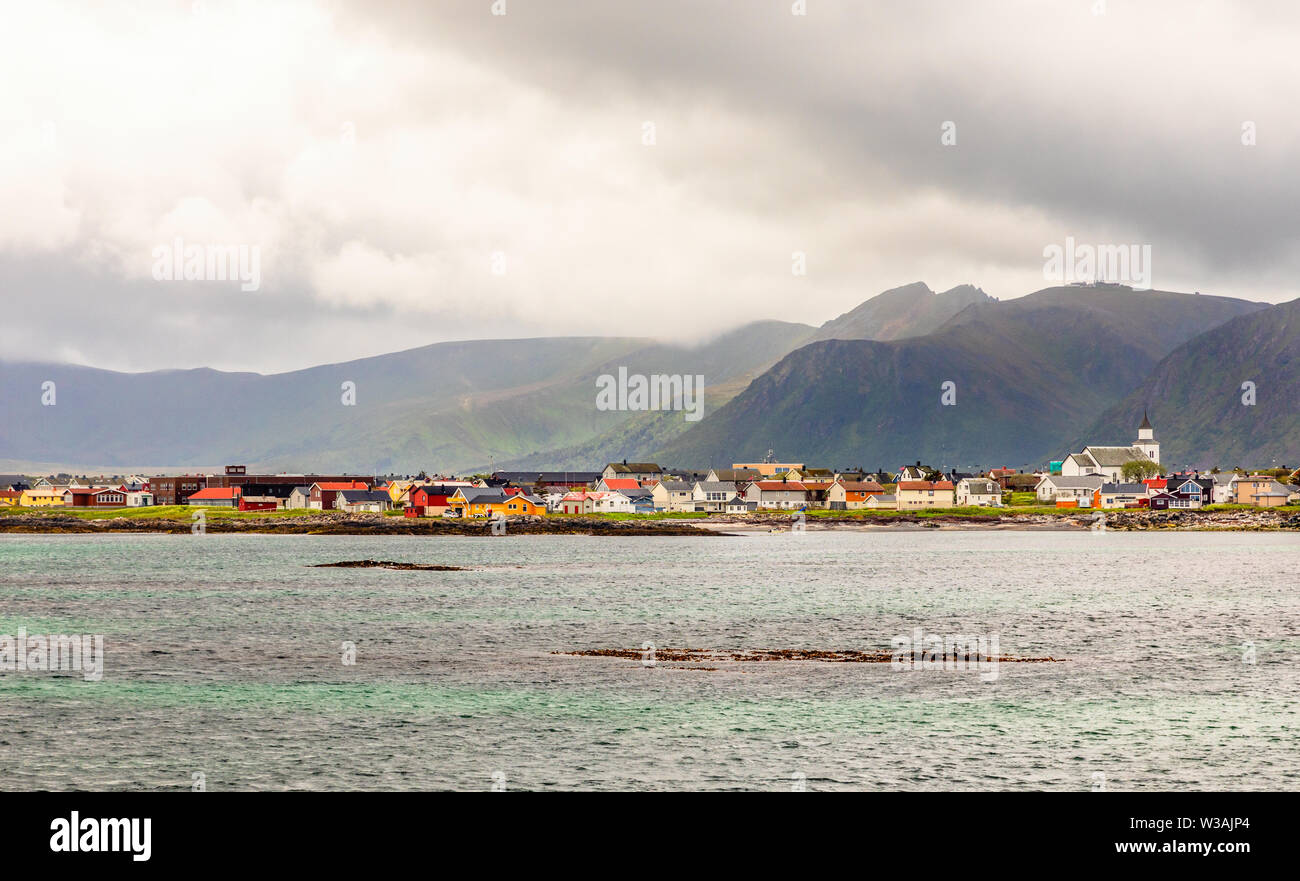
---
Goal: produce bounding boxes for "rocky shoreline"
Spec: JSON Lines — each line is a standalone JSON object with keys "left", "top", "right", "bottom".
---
{"left": 0, "top": 512, "right": 720, "bottom": 536}
{"left": 702, "top": 508, "right": 1300, "bottom": 531}
{"left": 0, "top": 508, "right": 1296, "bottom": 535}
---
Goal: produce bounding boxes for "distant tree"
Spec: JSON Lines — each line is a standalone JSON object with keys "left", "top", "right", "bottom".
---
{"left": 1210, "top": 466, "right": 1220, "bottom": 474}
{"left": 1121, "top": 459, "right": 1163, "bottom": 481}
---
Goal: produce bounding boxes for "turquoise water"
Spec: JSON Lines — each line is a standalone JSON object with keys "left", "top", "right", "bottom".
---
{"left": 0, "top": 531, "right": 1296, "bottom": 790}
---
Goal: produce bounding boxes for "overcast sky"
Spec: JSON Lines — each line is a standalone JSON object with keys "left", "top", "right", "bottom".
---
{"left": 3, "top": 0, "right": 1299, "bottom": 373}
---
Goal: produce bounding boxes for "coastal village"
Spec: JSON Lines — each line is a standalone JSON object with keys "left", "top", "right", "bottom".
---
{"left": 1, "top": 417, "right": 1297, "bottom": 518}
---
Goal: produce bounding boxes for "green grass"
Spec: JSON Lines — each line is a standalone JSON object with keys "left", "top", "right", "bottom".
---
{"left": 549, "top": 511, "right": 708, "bottom": 520}
{"left": 799, "top": 505, "right": 1074, "bottom": 519}
{"left": 0, "top": 505, "right": 330, "bottom": 520}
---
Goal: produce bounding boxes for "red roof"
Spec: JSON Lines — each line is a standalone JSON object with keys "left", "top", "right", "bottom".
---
{"left": 838, "top": 481, "right": 885, "bottom": 493}
{"left": 1144, "top": 478, "right": 1167, "bottom": 489}
{"left": 898, "top": 480, "right": 955, "bottom": 491}
{"left": 188, "top": 487, "right": 240, "bottom": 500}
{"left": 313, "top": 481, "right": 369, "bottom": 491}
{"left": 600, "top": 478, "right": 641, "bottom": 490}
{"left": 753, "top": 481, "right": 808, "bottom": 491}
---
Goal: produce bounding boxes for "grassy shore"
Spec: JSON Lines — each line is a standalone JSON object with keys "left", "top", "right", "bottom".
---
{"left": 0, "top": 505, "right": 332, "bottom": 521}
{"left": 0, "top": 503, "right": 1295, "bottom": 533}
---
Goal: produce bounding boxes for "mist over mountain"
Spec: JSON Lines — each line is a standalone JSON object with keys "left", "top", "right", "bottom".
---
{"left": 3, "top": 283, "right": 1284, "bottom": 475}
{"left": 0, "top": 322, "right": 811, "bottom": 474}
{"left": 652, "top": 286, "right": 1267, "bottom": 470}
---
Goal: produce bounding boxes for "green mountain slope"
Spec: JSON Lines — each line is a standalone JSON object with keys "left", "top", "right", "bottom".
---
{"left": 810, "top": 282, "right": 994, "bottom": 342}
{"left": 1070, "top": 298, "right": 1300, "bottom": 469}
{"left": 0, "top": 322, "right": 813, "bottom": 473}
{"left": 652, "top": 286, "right": 1266, "bottom": 470}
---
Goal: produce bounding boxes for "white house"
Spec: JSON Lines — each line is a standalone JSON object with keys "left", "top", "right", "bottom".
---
{"left": 586, "top": 491, "right": 635, "bottom": 514}
{"left": 690, "top": 481, "right": 736, "bottom": 513}
{"left": 743, "top": 480, "right": 810, "bottom": 509}
{"left": 956, "top": 477, "right": 1001, "bottom": 507}
{"left": 1209, "top": 473, "right": 1236, "bottom": 505}
{"left": 650, "top": 480, "right": 694, "bottom": 512}
{"left": 1035, "top": 475, "right": 1104, "bottom": 504}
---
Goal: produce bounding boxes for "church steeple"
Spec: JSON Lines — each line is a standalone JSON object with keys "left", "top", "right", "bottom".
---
{"left": 1135, "top": 410, "right": 1159, "bottom": 463}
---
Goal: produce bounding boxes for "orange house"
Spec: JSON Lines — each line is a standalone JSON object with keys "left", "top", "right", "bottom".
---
{"left": 827, "top": 479, "right": 886, "bottom": 509}
{"left": 501, "top": 494, "right": 545, "bottom": 516}
{"left": 449, "top": 487, "right": 546, "bottom": 518}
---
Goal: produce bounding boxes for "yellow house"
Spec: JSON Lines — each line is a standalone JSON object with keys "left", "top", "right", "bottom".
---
{"left": 20, "top": 487, "right": 66, "bottom": 507}
{"left": 895, "top": 480, "right": 956, "bottom": 510}
{"left": 449, "top": 488, "right": 545, "bottom": 518}
{"left": 501, "top": 494, "right": 545, "bottom": 516}
{"left": 383, "top": 480, "right": 418, "bottom": 508}
{"left": 0, "top": 490, "right": 22, "bottom": 507}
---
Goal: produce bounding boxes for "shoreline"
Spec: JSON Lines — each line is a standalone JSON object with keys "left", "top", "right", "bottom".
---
{"left": 0, "top": 508, "right": 1297, "bottom": 535}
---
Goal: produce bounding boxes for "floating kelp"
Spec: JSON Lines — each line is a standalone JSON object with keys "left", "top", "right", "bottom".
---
{"left": 311, "top": 560, "right": 467, "bottom": 571}
{"left": 555, "top": 647, "right": 1063, "bottom": 663}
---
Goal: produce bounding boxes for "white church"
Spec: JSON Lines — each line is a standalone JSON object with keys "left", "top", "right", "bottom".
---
{"left": 1060, "top": 412, "right": 1160, "bottom": 481}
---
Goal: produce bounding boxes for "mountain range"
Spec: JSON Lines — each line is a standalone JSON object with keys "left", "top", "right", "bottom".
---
{"left": 2, "top": 281, "right": 1295, "bottom": 474}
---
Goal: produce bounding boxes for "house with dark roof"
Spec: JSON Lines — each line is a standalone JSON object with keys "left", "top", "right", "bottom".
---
{"left": 309, "top": 481, "right": 371, "bottom": 510}
{"left": 743, "top": 480, "right": 810, "bottom": 509}
{"left": 601, "top": 461, "right": 664, "bottom": 482}
{"left": 689, "top": 481, "right": 737, "bottom": 512}
{"left": 492, "top": 471, "right": 600, "bottom": 489}
{"left": 650, "top": 479, "right": 693, "bottom": 512}
{"left": 1035, "top": 475, "right": 1104, "bottom": 505}
{"left": 407, "top": 485, "right": 457, "bottom": 516}
{"left": 895, "top": 463, "right": 934, "bottom": 482}
{"left": 336, "top": 490, "right": 393, "bottom": 513}
{"left": 956, "top": 477, "right": 1001, "bottom": 507}
{"left": 1096, "top": 482, "right": 1149, "bottom": 509}
{"left": 705, "top": 467, "right": 761, "bottom": 484}
{"left": 447, "top": 487, "right": 545, "bottom": 517}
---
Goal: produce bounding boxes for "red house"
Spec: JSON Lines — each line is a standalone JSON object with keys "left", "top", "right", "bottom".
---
{"left": 62, "top": 487, "right": 128, "bottom": 507}
{"left": 187, "top": 487, "right": 241, "bottom": 507}
{"left": 407, "top": 485, "right": 454, "bottom": 516}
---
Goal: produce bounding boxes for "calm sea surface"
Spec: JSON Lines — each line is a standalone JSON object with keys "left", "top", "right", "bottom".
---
{"left": 1, "top": 530, "right": 1297, "bottom": 791}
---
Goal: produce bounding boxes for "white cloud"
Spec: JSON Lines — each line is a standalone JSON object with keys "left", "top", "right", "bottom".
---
{"left": 2, "top": 0, "right": 1299, "bottom": 371}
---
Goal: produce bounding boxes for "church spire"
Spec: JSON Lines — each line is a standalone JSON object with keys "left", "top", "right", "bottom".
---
{"left": 1139, "top": 409, "right": 1152, "bottom": 431}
